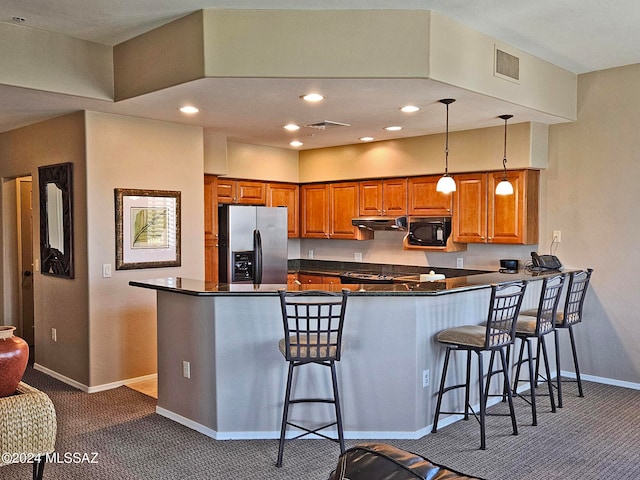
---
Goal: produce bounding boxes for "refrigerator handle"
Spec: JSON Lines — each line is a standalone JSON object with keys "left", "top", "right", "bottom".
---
{"left": 253, "top": 229, "right": 263, "bottom": 284}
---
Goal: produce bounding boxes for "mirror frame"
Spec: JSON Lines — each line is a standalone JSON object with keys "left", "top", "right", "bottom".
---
{"left": 38, "top": 162, "right": 74, "bottom": 278}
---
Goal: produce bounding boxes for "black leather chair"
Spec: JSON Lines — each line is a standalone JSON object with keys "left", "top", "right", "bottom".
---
{"left": 328, "top": 443, "right": 483, "bottom": 480}
{"left": 276, "top": 289, "right": 349, "bottom": 467}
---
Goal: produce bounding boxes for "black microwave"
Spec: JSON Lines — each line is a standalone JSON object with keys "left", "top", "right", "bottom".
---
{"left": 406, "top": 217, "right": 452, "bottom": 247}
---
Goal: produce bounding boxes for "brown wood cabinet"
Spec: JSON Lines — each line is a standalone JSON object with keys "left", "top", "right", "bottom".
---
{"left": 301, "top": 182, "right": 373, "bottom": 240}
{"left": 408, "top": 176, "right": 453, "bottom": 216}
{"left": 204, "top": 175, "right": 218, "bottom": 283}
{"left": 297, "top": 273, "right": 342, "bottom": 285}
{"left": 266, "top": 183, "right": 299, "bottom": 238}
{"left": 453, "top": 170, "right": 539, "bottom": 244}
{"left": 359, "top": 178, "right": 407, "bottom": 216}
{"left": 217, "top": 178, "right": 266, "bottom": 205}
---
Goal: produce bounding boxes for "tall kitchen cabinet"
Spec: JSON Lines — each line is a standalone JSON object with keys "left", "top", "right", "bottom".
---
{"left": 266, "top": 182, "right": 299, "bottom": 238}
{"left": 453, "top": 169, "right": 539, "bottom": 244}
{"left": 359, "top": 178, "right": 407, "bottom": 216}
{"left": 301, "top": 182, "right": 373, "bottom": 240}
{"left": 204, "top": 175, "right": 218, "bottom": 283}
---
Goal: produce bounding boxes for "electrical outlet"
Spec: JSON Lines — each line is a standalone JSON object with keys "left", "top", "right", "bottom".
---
{"left": 51, "top": 328, "right": 57, "bottom": 342}
{"left": 422, "top": 369, "right": 430, "bottom": 388}
{"left": 354, "top": 252, "right": 363, "bottom": 262}
{"left": 182, "top": 361, "right": 191, "bottom": 379}
{"left": 308, "top": 249, "right": 314, "bottom": 259}
{"left": 553, "top": 230, "right": 562, "bottom": 243}
{"left": 456, "top": 257, "right": 463, "bottom": 268}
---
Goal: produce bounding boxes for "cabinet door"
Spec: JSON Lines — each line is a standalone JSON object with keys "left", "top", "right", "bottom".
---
{"left": 488, "top": 170, "right": 539, "bottom": 244}
{"left": 216, "top": 178, "right": 235, "bottom": 204}
{"left": 382, "top": 178, "right": 408, "bottom": 215}
{"left": 408, "top": 176, "right": 453, "bottom": 216}
{"left": 236, "top": 180, "right": 266, "bottom": 204}
{"left": 267, "top": 183, "right": 299, "bottom": 238}
{"left": 359, "top": 180, "right": 383, "bottom": 216}
{"left": 453, "top": 173, "right": 487, "bottom": 243}
{"left": 301, "top": 184, "right": 330, "bottom": 238}
{"left": 329, "top": 182, "right": 363, "bottom": 239}
{"left": 204, "top": 175, "right": 218, "bottom": 283}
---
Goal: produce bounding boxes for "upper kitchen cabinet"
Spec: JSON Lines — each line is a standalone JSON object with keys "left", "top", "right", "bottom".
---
{"left": 408, "top": 176, "right": 453, "bottom": 216}
{"left": 266, "top": 182, "right": 299, "bottom": 238}
{"left": 359, "top": 178, "right": 407, "bottom": 216}
{"left": 204, "top": 175, "right": 218, "bottom": 283}
{"left": 301, "top": 182, "right": 373, "bottom": 240}
{"left": 217, "top": 178, "right": 266, "bottom": 205}
{"left": 453, "top": 170, "right": 539, "bottom": 244}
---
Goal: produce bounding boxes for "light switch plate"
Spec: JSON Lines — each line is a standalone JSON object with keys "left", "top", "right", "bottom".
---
{"left": 102, "top": 263, "right": 112, "bottom": 278}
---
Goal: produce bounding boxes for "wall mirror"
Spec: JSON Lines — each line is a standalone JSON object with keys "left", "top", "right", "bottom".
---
{"left": 38, "top": 162, "right": 74, "bottom": 278}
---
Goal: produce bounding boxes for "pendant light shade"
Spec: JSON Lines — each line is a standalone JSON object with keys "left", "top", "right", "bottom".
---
{"left": 436, "top": 99, "right": 456, "bottom": 194}
{"left": 495, "top": 114, "right": 514, "bottom": 196}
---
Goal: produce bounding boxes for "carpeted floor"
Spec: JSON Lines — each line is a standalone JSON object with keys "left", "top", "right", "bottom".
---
{"left": 3, "top": 367, "right": 639, "bottom": 479}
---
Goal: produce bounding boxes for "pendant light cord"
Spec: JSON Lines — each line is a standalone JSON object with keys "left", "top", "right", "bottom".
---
{"left": 499, "top": 114, "right": 513, "bottom": 180}
{"left": 439, "top": 99, "right": 456, "bottom": 176}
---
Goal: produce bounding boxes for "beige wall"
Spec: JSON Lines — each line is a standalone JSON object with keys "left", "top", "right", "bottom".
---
{"left": 202, "top": 9, "right": 431, "bottom": 78}
{"left": 85, "top": 112, "right": 204, "bottom": 387}
{"left": 0, "top": 23, "right": 112, "bottom": 99}
{"left": 0, "top": 112, "right": 90, "bottom": 385}
{"left": 299, "top": 121, "right": 543, "bottom": 182}
{"left": 429, "top": 12, "right": 576, "bottom": 121}
{"left": 544, "top": 63, "right": 640, "bottom": 384}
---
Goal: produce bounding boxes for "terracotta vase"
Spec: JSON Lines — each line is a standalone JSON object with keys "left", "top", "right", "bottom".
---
{"left": 0, "top": 326, "right": 29, "bottom": 397}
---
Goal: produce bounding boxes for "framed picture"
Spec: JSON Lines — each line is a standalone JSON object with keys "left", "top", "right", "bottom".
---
{"left": 115, "top": 188, "right": 181, "bottom": 270}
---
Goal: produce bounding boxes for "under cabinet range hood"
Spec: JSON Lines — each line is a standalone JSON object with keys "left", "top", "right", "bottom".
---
{"left": 352, "top": 216, "right": 408, "bottom": 231}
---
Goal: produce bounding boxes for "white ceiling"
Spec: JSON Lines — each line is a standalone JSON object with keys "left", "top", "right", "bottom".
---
{"left": 1, "top": 0, "right": 639, "bottom": 149}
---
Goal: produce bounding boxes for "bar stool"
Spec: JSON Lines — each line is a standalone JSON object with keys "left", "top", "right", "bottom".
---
{"left": 511, "top": 274, "right": 565, "bottom": 425}
{"left": 431, "top": 281, "right": 527, "bottom": 450}
{"left": 520, "top": 269, "right": 593, "bottom": 407}
{"left": 276, "top": 289, "right": 349, "bottom": 467}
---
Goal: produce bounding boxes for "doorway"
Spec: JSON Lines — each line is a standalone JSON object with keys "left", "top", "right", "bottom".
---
{"left": 16, "top": 177, "right": 35, "bottom": 360}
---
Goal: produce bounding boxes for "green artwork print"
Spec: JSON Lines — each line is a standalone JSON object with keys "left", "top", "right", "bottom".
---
{"left": 131, "top": 207, "right": 169, "bottom": 249}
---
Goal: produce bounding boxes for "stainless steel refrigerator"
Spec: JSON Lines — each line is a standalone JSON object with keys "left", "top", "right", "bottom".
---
{"left": 218, "top": 204, "right": 288, "bottom": 284}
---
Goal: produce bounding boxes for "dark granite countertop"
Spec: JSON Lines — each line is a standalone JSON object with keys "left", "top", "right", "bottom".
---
{"left": 289, "top": 259, "right": 491, "bottom": 279}
{"left": 130, "top": 268, "right": 565, "bottom": 297}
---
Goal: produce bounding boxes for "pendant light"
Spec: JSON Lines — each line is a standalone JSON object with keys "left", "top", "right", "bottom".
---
{"left": 436, "top": 99, "right": 456, "bottom": 193}
{"left": 495, "top": 114, "right": 514, "bottom": 195}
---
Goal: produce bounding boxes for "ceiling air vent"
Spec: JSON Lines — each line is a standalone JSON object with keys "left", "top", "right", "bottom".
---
{"left": 495, "top": 47, "right": 520, "bottom": 83}
{"left": 304, "top": 120, "right": 351, "bottom": 130}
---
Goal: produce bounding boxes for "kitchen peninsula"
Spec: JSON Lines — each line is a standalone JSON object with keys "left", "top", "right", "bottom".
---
{"left": 131, "top": 269, "right": 555, "bottom": 440}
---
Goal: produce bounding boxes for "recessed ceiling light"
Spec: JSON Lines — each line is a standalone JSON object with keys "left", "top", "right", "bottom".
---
{"left": 384, "top": 126, "right": 402, "bottom": 131}
{"left": 300, "top": 93, "right": 325, "bottom": 103}
{"left": 283, "top": 124, "right": 300, "bottom": 131}
{"left": 360, "top": 137, "right": 375, "bottom": 142}
{"left": 179, "top": 106, "right": 199, "bottom": 114}
{"left": 290, "top": 140, "right": 303, "bottom": 147}
{"left": 400, "top": 105, "right": 420, "bottom": 113}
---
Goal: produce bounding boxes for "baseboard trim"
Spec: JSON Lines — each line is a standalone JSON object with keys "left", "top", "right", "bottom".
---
{"left": 33, "top": 364, "right": 159, "bottom": 393}
{"left": 33, "top": 363, "right": 89, "bottom": 392}
{"left": 156, "top": 407, "right": 220, "bottom": 439}
{"left": 561, "top": 370, "right": 640, "bottom": 390}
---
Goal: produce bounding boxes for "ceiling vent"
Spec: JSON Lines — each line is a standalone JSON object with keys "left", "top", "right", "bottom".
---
{"left": 495, "top": 46, "right": 520, "bottom": 83}
{"left": 304, "top": 120, "right": 351, "bottom": 130}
